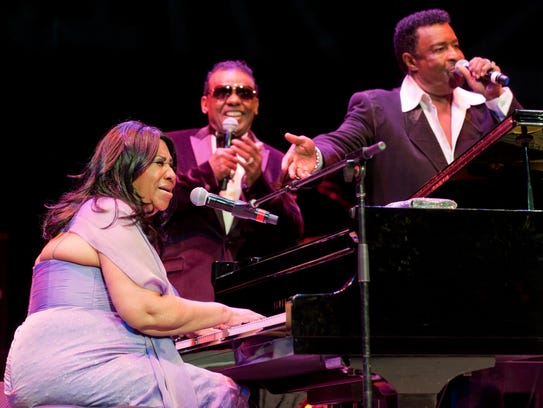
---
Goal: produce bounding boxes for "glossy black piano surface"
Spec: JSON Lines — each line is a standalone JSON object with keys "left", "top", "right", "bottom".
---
{"left": 214, "top": 207, "right": 543, "bottom": 356}
{"left": 212, "top": 228, "right": 358, "bottom": 316}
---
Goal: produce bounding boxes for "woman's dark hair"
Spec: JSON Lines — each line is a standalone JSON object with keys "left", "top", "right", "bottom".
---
{"left": 42, "top": 120, "right": 177, "bottom": 249}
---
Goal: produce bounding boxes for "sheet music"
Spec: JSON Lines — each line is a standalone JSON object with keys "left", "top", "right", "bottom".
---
{"left": 175, "top": 312, "right": 286, "bottom": 351}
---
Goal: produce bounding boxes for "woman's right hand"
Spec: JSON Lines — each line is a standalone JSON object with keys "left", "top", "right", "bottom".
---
{"left": 214, "top": 306, "right": 265, "bottom": 330}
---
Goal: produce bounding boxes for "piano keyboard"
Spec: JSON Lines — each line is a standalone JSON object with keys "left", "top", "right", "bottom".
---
{"left": 175, "top": 312, "right": 287, "bottom": 351}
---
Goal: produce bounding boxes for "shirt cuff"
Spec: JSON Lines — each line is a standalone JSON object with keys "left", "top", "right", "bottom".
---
{"left": 486, "top": 87, "right": 513, "bottom": 121}
{"left": 312, "top": 147, "right": 323, "bottom": 173}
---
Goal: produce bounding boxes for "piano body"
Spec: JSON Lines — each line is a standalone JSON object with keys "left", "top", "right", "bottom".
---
{"left": 178, "top": 111, "right": 543, "bottom": 407}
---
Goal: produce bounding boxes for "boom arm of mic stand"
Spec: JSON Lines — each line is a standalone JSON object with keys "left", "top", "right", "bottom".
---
{"left": 250, "top": 157, "right": 360, "bottom": 208}
{"left": 250, "top": 141, "right": 386, "bottom": 208}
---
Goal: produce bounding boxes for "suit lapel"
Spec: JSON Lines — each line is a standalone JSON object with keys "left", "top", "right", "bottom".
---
{"left": 188, "top": 127, "right": 228, "bottom": 230}
{"left": 405, "top": 108, "right": 449, "bottom": 171}
{"left": 191, "top": 127, "right": 214, "bottom": 166}
{"left": 455, "top": 107, "right": 486, "bottom": 157}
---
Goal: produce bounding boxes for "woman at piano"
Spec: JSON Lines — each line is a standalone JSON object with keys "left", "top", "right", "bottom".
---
{"left": 3, "top": 120, "right": 264, "bottom": 408}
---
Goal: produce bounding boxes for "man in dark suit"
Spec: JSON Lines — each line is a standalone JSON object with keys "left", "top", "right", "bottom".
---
{"left": 162, "top": 60, "right": 304, "bottom": 302}
{"left": 280, "top": 8, "right": 526, "bottom": 406}
{"left": 281, "top": 8, "right": 522, "bottom": 207}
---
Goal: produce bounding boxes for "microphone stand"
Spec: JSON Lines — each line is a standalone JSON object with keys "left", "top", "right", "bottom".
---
{"left": 252, "top": 142, "right": 386, "bottom": 408}
{"left": 353, "top": 160, "right": 372, "bottom": 408}
{"left": 516, "top": 125, "right": 535, "bottom": 210}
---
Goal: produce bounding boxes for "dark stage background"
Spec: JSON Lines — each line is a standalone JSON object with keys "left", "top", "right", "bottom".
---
{"left": 2, "top": 0, "right": 542, "bottom": 351}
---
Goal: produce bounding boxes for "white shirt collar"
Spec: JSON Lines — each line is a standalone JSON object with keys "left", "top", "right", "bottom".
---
{"left": 400, "top": 75, "right": 486, "bottom": 113}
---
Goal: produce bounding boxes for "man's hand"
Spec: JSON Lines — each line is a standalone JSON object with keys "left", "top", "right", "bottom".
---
{"left": 456, "top": 56, "right": 504, "bottom": 100}
{"left": 281, "top": 132, "right": 317, "bottom": 180}
{"left": 209, "top": 147, "right": 237, "bottom": 182}
{"left": 231, "top": 135, "right": 263, "bottom": 187}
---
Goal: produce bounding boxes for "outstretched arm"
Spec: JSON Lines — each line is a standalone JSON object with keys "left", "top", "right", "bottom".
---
{"left": 281, "top": 132, "right": 318, "bottom": 180}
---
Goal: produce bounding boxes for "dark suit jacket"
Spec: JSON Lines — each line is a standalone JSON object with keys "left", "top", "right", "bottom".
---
{"left": 161, "top": 126, "right": 304, "bottom": 301}
{"left": 315, "top": 87, "right": 523, "bottom": 206}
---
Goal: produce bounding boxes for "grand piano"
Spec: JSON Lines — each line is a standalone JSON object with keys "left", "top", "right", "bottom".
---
{"left": 177, "top": 110, "right": 543, "bottom": 407}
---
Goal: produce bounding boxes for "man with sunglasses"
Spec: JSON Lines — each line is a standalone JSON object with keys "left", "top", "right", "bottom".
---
{"left": 161, "top": 60, "right": 304, "bottom": 304}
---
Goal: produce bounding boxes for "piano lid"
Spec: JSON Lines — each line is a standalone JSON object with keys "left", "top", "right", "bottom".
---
{"left": 411, "top": 109, "right": 543, "bottom": 210}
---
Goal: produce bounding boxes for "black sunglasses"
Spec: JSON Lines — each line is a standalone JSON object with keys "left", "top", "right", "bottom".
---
{"left": 210, "top": 85, "right": 257, "bottom": 101}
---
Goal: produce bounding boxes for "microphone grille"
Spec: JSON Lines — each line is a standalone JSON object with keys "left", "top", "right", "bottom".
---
{"left": 190, "top": 187, "right": 209, "bottom": 206}
{"left": 222, "top": 117, "right": 238, "bottom": 133}
{"left": 455, "top": 59, "right": 469, "bottom": 70}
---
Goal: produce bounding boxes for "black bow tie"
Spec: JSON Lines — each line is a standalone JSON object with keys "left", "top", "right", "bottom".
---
{"left": 215, "top": 131, "right": 239, "bottom": 147}
{"left": 215, "top": 132, "right": 226, "bottom": 147}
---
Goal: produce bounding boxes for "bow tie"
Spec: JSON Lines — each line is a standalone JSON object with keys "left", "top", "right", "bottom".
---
{"left": 215, "top": 130, "right": 250, "bottom": 147}
{"left": 215, "top": 132, "right": 227, "bottom": 147}
{"left": 215, "top": 131, "right": 242, "bottom": 147}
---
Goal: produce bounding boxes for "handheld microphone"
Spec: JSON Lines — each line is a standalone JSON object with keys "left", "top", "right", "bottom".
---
{"left": 190, "top": 187, "right": 279, "bottom": 225}
{"left": 220, "top": 117, "right": 239, "bottom": 190}
{"left": 455, "top": 59, "right": 510, "bottom": 86}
